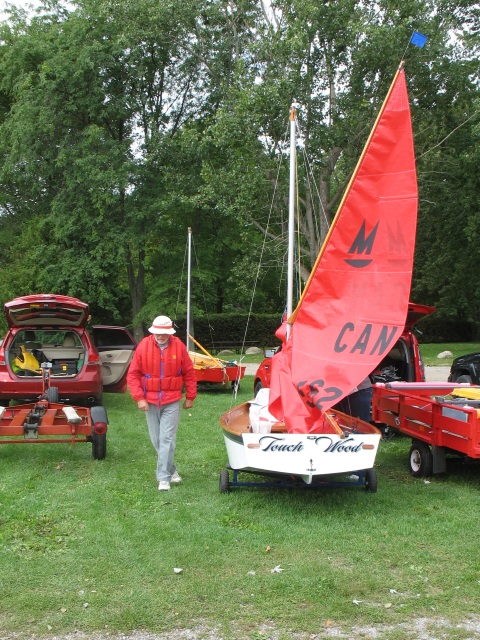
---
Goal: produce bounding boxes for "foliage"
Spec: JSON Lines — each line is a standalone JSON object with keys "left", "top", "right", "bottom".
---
{"left": 0, "top": 0, "right": 478, "bottom": 334}
{"left": 174, "top": 312, "right": 283, "bottom": 350}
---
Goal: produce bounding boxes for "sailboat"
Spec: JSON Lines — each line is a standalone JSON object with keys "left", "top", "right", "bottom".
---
{"left": 219, "top": 63, "right": 418, "bottom": 490}
{"left": 185, "top": 228, "right": 246, "bottom": 390}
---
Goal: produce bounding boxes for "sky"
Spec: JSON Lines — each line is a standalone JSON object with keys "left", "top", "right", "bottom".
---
{"left": 1, "top": 0, "right": 42, "bottom": 20}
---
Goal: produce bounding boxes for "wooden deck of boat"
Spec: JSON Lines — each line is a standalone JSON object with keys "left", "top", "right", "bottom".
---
{"left": 219, "top": 402, "right": 286, "bottom": 436}
{"left": 219, "top": 402, "right": 381, "bottom": 437}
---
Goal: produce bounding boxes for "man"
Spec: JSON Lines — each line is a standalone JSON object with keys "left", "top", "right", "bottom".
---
{"left": 127, "top": 315, "right": 197, "bottom": 491}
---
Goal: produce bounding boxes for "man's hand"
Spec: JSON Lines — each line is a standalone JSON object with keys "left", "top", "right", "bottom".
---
{"left": 183, "top": 398, "right": 194, "bottom": 409}
{"left": 137, "top": 399, "right": 149, "bottom": 411}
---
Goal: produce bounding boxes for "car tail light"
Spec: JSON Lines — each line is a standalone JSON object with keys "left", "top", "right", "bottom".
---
{"left": 0, "top": 346, "right": 5, "bottom": 366}
{"left": 93, "top": 421, "right": 107, "bottom": 435}
{"left": 419, "top": 358, "right": 426, "bottom": 382}
{"left": 86, "top": 349, "right": 101, "bottom": 364}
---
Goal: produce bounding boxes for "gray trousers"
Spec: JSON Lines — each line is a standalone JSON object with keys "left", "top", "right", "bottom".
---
{"left": 145, "top": 400, "right": 181, "bottom": 481}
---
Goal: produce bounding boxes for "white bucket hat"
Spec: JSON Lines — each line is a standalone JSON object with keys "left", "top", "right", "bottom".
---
{"left": 148, "top": 315, "right": 176, "bottom": 335}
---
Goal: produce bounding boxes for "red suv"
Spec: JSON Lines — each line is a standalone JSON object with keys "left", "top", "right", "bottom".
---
{"left": 0, "top": 294, "right": 136, "bottom": 406}
{"left": 253, "top": 302, "right": 435, "bottom": 396}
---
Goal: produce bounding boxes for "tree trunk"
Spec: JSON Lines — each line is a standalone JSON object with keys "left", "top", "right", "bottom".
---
{"left": 126, "top": 245, "right": 146, "bottom": 343}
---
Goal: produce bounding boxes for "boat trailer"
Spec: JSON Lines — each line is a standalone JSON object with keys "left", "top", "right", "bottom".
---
{"left": 0, "top": 363, "right": 108, "bottom": 459}
{"left": 219, "top": 466, "right": 377, "bottom": 493}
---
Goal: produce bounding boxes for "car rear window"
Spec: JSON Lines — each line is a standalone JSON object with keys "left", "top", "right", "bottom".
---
{"left": 92, "top": 327, "right": 135, "bottom": 348}
{"left": 12, "top": 330, "right": 82, "bottom": 347}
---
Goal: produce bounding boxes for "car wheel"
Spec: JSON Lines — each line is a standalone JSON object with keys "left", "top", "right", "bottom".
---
{"left": 365, "top": 468, "right": 378, "bottom": 492}
{"left": 219, "top": 469, "right": 230, "bottom": 493}
{"left": 409, "top": 440, "right": 433, "bottom": 477}
{"left": 46, "top": 387, "right": 59, "bottom": 403}
{"left": 455, "top": 374, "right": 472, "bottom": 384}
{"left": 254, "top": 381, "right": 263, "bottom": 397}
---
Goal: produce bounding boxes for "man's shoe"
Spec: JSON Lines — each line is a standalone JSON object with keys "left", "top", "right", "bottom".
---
{"left": 158, "top": 481, "right": 170, "bottom": 491}
{"left": 171, "top": 471, "right": 182, "bottom": 484}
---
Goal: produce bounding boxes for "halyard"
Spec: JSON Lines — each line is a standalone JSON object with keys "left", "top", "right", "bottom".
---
{"left": 1, "top": 378, "right": 480, "bottom": 640}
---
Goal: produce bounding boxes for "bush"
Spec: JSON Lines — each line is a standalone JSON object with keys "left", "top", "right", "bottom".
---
{"left": 176, "top": 313, "right": 282, "bottom": 350}
{"left": 416, "top": 316, "right": 479, "bottom": 343}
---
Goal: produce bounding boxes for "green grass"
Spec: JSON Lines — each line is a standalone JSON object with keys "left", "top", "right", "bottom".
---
{"left": 420, "top": 342, "right": 480, "bottom": 367}
{"left": 1, "top": 370, "right": 480, "bottom": 638}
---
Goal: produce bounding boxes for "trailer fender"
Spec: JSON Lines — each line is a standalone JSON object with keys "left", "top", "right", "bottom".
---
{"left": 90, "top": 405, "right": 108, "bottom": 435}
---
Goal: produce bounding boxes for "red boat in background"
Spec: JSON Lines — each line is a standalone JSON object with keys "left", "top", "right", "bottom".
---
{"left": 189, "top": 334, "right": 245, "bottom": 391}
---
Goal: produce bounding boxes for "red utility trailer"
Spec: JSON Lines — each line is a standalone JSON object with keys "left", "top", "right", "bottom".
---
{"left": 372, "top": 382, "right": 480, "bottom": 477}
{"left": 0, "top": 363, "right": 108, "bottom": 458}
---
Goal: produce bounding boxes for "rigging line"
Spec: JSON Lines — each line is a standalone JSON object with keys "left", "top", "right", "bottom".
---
{"left": 294, "top": 116, "right": 330, "bottom": 255}
{"left": 299, "top": 132, "right": 329, "bottom": 225}
{"left": 302, "top": 149, "right": 326, "bottom": 234}
{"left": 174, "top": 237, "right": 189, "bottom": 327}
{"left": 190, "top": 233, "right": 217, "bottom": 349}
{"left": 227, "top": 121, "right": 290, "bottom": 409}
{"left": 400, "top": 35, "right": 412, "bottom": 63}
{"left": 417, "top": 110, "right": 479, "bottom": 158}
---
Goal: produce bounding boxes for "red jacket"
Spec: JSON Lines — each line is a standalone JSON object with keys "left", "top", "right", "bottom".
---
{"left": 127, "top": 335, "right": 197, "bottom": 406}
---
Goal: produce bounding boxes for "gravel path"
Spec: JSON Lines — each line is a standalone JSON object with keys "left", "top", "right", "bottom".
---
{"left": 424, "top": 365, "right": 450, "bottom": 382}
{"left": 4, "top": 616, "right": 480, "bottom": 640}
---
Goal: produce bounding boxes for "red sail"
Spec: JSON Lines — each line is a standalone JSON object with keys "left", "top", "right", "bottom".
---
{"left": 269, "top": 69, "right": 418, "bottom": 433}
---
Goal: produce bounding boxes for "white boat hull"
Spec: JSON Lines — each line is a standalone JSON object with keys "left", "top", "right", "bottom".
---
{"left": 223, "top": 430, "right": 381, "bottom": 485}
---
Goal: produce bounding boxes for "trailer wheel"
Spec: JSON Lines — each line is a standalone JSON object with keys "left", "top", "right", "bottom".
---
{"left": 219, "top": 469, "right": 230, "bottom": 493}
{"left": 47, "top": 386, "right": 59, "bottom": 403}
{"left": 409, "top": 440, "right": 433, "bottom": 477}
{"left": 92, "top": 432, "right": 107, "bottom": 460}
{"left": 365, "top": 468, "right": 378, "bottom": 492}
{"left": 232, "top": 380, "right": 241, "bottom": 393}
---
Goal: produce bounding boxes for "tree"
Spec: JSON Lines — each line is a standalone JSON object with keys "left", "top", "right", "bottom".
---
{"left": 0, "top": 0, "right": 478, "bottom": 337}
{"left": 199, "top": 0, "right": 480, "bottom": 316}
{"left": 0, "top": 0, "right": 216, "bottom": 338}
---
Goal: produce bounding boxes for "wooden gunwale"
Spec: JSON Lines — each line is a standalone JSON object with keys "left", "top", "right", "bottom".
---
{"left": 219, "top": 402, "right": 381, "bottom": 437}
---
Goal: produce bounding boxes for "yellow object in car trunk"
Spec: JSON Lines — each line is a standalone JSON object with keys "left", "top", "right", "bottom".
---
{"left": 13, "top": 344, "right": 42, "bottom": 375}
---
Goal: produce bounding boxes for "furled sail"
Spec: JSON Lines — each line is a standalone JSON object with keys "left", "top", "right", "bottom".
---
{"left": 269, "top": 67, "right": 418, "bottom": 433}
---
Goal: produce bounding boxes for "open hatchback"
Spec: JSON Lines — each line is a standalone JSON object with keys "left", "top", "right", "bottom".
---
{"left": 0, "top": 294, "right": 136, "bottom": 406}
